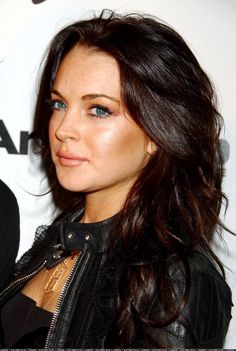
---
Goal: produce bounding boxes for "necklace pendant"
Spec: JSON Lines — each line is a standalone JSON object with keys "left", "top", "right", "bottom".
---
{"left": 44, "top": 260, "right": 67, "bottom": 294}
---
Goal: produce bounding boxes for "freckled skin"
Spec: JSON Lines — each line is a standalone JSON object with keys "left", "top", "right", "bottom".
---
{"left": 49, "top": 45, "right": 153, "bottom": 220}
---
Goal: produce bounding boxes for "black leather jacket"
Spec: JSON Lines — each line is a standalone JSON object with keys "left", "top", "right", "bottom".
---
{"left": 0, "top": 211, "right": 232, "bottom": 348}
{"left": 0, "top": 180, "right": 19, "bottom": 290}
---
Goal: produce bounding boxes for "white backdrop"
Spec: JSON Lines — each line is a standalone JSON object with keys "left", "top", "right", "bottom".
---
{"left": 0, "top": 0, "right": 235, "bottom": 347}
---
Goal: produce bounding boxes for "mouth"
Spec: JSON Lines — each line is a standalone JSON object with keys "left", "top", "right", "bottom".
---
{"left": 56, "top": 150, "right": 88, "bottom": 167}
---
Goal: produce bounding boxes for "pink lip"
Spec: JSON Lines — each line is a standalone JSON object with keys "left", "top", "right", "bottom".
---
{"left": 56, "top": 150, "right": 88, "bottom": 167}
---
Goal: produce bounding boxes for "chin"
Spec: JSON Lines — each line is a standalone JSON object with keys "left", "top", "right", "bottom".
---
{"left": 60, "top": 183, "right": 86, "bottom": 193}
{"left": 55, "top": 171, "right": 86, "bottom": 192}
{"left": 56, "top": 178, "right": 83, "bottom": 192}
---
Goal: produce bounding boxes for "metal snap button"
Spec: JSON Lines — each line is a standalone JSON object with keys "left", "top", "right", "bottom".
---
{"left": 85, "top": 233, "right": 91, "bottom": 241}
{"left": 53, "top": 251, "right": 63, "bottom": 259}
{"left": 67, "top": 232, "right": 74, "bottom": 240}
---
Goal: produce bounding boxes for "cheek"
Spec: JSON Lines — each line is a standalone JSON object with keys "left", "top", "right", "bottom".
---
{"left": 90, "top": 124, "right": 146, "bottom": 165}
{"left": 91, "top": 128, "right": 127, "bottom": 156}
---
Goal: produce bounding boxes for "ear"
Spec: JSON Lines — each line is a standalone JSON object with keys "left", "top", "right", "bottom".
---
{"left": 147, "top": 140, "right": 157, "bottom": 156}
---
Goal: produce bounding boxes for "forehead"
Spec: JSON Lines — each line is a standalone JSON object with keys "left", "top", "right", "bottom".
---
{"left": 53, "top": 45, "right": 121, "bottom": 96}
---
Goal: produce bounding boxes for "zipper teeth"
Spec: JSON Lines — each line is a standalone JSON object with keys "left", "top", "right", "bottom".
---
{"left": 0, "top": 260, "right": 46, "bottom": 300}
{"left": 45, "top": 251, "right": 86, "bottom": 349}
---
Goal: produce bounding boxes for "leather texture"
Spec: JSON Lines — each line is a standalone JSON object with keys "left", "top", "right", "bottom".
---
{"left": 0, "top": 180, "right": 20, "bottom": 290}
{"left": 0, "top": 211, "right": 232, "bottom": 348}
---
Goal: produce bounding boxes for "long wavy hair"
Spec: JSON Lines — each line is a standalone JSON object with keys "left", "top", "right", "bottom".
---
{"left": 33, "top": 10, "right": 227, "bottom": 347}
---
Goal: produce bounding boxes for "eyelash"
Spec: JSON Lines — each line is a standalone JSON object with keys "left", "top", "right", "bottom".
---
{"left": 89, "top": 104, "right": 112, "bottom": 118}
{"left": 46, "top": 99, "right": 113, "bottom": 118}
{"left": 46, "top": 98, "right": 67, "bottom": 111}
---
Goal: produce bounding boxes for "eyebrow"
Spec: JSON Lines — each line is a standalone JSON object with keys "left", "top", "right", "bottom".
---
{"left": 51, "top": 89, "right": 120, "bottom": 104}
{"left": 82, "top": 93, "right": 120, "bottom": 103}
{"left": 51, "top": 89, "right": 64, "bottom": 99}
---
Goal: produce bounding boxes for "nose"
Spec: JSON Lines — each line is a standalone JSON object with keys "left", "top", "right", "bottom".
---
{"left": 55, "top": 109, "right": 80, "bottom": 142}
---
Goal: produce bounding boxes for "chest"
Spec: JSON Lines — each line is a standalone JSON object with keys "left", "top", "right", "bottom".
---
{"left": 21, "top": 254, "right": 79, "bottom": 313}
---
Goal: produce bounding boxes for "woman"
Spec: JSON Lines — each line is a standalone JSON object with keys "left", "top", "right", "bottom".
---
{"left": 0, "top": 10, "right": 232, "bottom": 348}
{"left": 0, "top": 180, "right": 19, "bottom": 290}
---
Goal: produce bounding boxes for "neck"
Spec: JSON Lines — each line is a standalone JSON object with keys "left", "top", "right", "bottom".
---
{"left": 82, "top": 181, "right": 133, "bottom": 223}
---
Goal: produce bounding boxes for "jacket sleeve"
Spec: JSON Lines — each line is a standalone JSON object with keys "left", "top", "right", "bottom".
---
{"left": 0, "top": 180, "right": 20, "bottom": 290}
{"left": 137, "top": 253, "right": 232, "bottom": 348}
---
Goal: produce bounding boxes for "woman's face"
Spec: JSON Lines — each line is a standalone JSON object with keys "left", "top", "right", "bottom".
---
{"left": 49, "top": 44, "right": 153, "bottom": 199}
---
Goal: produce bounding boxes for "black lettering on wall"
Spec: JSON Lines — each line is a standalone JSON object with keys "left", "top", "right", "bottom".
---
{"left": 32, "top": 0, "right": 47, "bottom": 4}
{"left": 220, "top": 138, "right": 230, "bottom": 163}
{"left": 0, "top": 120, "right": 18, "bottom": 154}
{"left": 20, "top": 131, "right": 30, "bottom": 155}
{"left": 0, "top": 119, "right": 232, "bottom": 161}
{"left": 0, "top": 120, "right": 31, "bottom": 155}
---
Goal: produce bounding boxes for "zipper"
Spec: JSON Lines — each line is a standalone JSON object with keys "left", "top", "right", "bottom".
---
{"left": 44, "top": 250, "right": 91, "bottom": 349}
{"left": 0, "top": 259, "right": 46, "bottom": 302}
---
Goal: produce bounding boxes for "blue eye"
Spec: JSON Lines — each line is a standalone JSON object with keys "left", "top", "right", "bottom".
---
{"left": 90, "top": 105, "right": 111, "bottom": 118}
{"left": 54, "top": 101, "right": 67, "bottom": 110}
{"left": 46, "top": 98, "right": 67, "bottom": 111}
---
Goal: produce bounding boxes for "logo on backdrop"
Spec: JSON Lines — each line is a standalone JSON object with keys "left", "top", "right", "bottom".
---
{"left": 0, "top": 120, "right": 31, "bottom": 155}
{"left": 0, "top": 118, "right": 230, "bottom": 161}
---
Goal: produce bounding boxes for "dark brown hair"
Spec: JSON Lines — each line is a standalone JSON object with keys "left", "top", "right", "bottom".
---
{"left": 33, "top": 10, "right": 227, "bottom": 347}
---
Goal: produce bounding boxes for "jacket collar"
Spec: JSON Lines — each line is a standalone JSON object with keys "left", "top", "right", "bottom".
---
{"left": 57, "top": 209, "right": 116, "bottom": 253}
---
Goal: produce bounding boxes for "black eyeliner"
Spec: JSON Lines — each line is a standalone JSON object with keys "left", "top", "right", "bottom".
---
{"left": 90, "top": 104, "right": 112, "bottom": 114}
